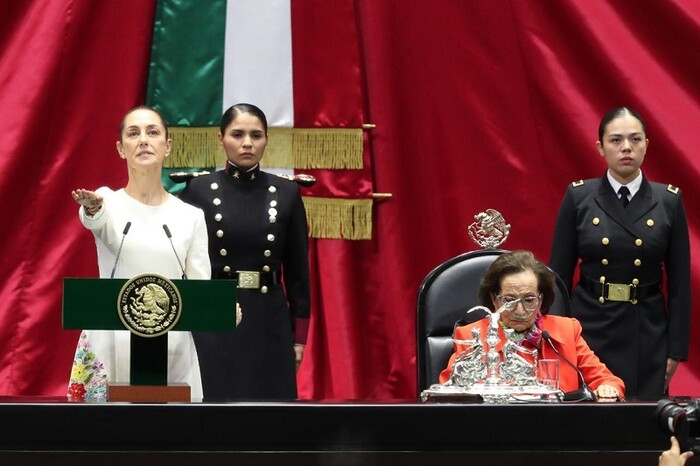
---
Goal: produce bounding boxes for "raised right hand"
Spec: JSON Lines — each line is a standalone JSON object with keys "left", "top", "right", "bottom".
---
{"left": 71, "top": 189, "right": 103, "bottom": 208}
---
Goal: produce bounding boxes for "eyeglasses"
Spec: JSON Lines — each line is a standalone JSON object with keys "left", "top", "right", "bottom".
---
{"left": 496, "top": 294, "right": 543, "bottom": 313}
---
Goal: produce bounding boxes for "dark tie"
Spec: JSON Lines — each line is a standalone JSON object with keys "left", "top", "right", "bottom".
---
{"left": 618, "top": 186, "right": 630, "bottom": 208}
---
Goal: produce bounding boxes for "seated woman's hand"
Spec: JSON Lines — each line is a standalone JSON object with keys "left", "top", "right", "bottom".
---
{"left": 594, "top": 384, "right": 620, "bottom": 402}
{"left": 235, "top": 302, "right": 242, "bottom": 327}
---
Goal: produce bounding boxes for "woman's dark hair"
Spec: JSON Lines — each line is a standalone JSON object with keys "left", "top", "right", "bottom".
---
{"left": 119, "top": 105, "right": 169, "bottom": 141}
{"left": 478, "top": 250, "right": 555, "bottom": 315}
{"left": 598, "top": 106, "right": 647, "bottom": 141}
{"left": 220, "top": 103, "right": 268, "bottom": 134}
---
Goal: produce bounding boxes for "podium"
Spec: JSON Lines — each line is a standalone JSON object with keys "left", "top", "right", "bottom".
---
{"left": 63, "top": 276, "right": 237, "bottom": 402}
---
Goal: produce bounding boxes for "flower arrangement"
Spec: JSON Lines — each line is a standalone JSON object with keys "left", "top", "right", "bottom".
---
{"left": 67, "top": 332, "right": 108, "bottom": 402}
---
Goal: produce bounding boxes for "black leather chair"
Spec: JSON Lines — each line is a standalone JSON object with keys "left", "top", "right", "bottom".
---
{"left": 416, "top": 249, "right": 571, "bottom": 393}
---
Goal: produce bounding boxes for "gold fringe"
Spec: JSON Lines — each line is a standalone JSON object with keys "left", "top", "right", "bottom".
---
{"left": 266, "top": 128, "right": 364, "bottom": 169}
{"left": 291, "top": 128, "right": 364, "bottom": 170}
{"left": 263, "top": 128, "right": 294, "bottom": 168}
{"left": 165, "top": 127, "right": 223, "bottom": 168}
{"left": 302, "top": 197, "right": 373, "bottom": 240}
{"left": 166, "top": 126, "right": 363, "bottom": 169}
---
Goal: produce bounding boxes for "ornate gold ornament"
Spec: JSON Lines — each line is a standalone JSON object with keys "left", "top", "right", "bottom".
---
{"left": 117, "top": 274, "right": 182, "bottom": 337}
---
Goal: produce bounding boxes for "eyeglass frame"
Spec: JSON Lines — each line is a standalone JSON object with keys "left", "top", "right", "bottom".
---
{"left": 495, "top": 294, "right": 543, "bottom": 314}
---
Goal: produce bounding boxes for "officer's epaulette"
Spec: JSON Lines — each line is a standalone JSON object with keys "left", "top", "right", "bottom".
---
{"left": 275, "top": 173, "right": 316, "bottom": 187}
{"left": 572, "top": 180, "right": 584, "bottom": 188}
{"left": 667, "top": 184, "right": 679, "bottom": 195}
{"left": 169, "top": 171, "right": 211, "bottom": 183}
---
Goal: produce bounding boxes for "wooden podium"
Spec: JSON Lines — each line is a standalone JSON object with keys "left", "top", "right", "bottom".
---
{"left": 63, "top": 277, "right": 237, "bottom": 402}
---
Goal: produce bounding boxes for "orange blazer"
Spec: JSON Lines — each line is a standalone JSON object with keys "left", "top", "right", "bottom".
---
{"left": 439, "top": 314, "right": 625, "bottom": 398}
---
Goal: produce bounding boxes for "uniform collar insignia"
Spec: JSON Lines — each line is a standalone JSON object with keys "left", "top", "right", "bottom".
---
{"left": 225, "top": 162, "right": 260, "bottom": 181}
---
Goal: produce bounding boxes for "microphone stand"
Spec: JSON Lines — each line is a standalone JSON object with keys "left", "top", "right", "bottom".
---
{"left": 162, "top": 224, "right": 188, "bottom": 280}
{"left": 110, "top": 221, "right": 131, "bottom": 279}
{"left": 542, "top": 331, "right": 597, "bottom": 402}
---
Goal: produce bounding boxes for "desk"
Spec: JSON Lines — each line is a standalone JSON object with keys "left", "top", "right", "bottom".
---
{"left": 0, "top": 398, "right": 670, "bottom": 465}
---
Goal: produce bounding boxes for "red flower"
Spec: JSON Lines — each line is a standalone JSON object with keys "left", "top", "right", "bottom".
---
{"left": 68, "top": 382, "right": 86, "bottom": 401}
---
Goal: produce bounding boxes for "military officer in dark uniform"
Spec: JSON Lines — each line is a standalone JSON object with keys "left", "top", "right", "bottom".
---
{"left": 549, "top": 107, "right": 690, "bottom": 400}
{"left": 179, "top": 103, "right": 310, "bottom": 400}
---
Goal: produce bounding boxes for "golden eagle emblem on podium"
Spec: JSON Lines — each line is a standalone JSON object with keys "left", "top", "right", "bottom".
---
{"left": 117, "top": 274, "right": 182, "bottom": 337}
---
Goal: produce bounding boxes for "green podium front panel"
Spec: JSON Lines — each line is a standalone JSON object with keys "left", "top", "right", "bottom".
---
{"left": 62, "top": 278, "right": 237, "bottom": 387}
{"left": 62, "top": 278, "right": 238, "bottom": 331}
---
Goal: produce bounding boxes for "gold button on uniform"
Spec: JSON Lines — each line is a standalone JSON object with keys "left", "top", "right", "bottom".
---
{"left": 267, "top": 234, "right": 275, "bottom": 242}
{"left": 632, "top": 279, "right": 639, "bottom": 285}
{"left": 592, "top": 217, "right": 600, "bottom": 225}
{"left": 261, "top": 286, "right": 269, "bottom": 294}
{"left": 210, "top": 183, "right": 219, "bottom": 190}
{"left": 270, "top": 200, "right": 278, "bottom": 207}
{"left": 217, "top": 230, "right": 224, "bottom": 238}
{"left": 223, "top": 266, "right": 231, "bottom": 272}
{"left": 634, "top": 259, "right": 641, "bottom": 266}
{"left": 601, "top": 258, "right": 609, "bottom": 265}
{"left": 646, "top": 219, "right": 654, "bottom": 227}
{"left": 269, "top": 186, "right": 277, "bottom": 193}
{"left": 602, "top": 237, "right": 609, "bottom": 245}
{"left": 599, "top": 297, "right": 605, "bottom": 304}
{"left": 263, "top": 265, "right": 270, "bottom": 272}
{"left": 215, "top": 213, "right": 222, "bottom": 222}
{"left": 635, "top": 239, "right": 643, "bottom": 246}
{"left": 264, "top": 250, "right": 271, "bottom": 257}
{"left": 220, "top": 249, "right": 227, "bottom": 256}
{"left": 269, "top": 216, "right": 277, "bottom": 223}
{"left": 213, "top": 198, "right": 221, "bottom": 206}
{"left": 599, "top": 276, "right": 606, "bottom": 283}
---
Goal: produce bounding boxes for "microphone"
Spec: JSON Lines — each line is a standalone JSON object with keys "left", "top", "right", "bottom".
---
{"left": 110, "top": 221, "right": 132, "bottom": 279}
{"left": 541, "top": 330, "right": 597, "bottom": 402}
{"left": 162, "top": 224, "right": 187, "bottom": 279}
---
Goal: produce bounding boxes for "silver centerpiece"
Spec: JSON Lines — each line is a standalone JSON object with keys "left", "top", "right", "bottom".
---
{"left": 421, "top": 304, "right": 561, "bottom": 403}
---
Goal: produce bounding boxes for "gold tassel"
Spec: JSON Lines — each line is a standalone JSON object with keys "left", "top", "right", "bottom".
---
{"left": 166, "top": 127, "right": 224, "bottom": 168}
{"left": 264, "top": 128, "right": 295, "bottom": 168}
{"left": 167, "top": 126, "right": 364, "bottom": 169}
{"left": 302, "top": 197, "right": 373, "bottom": 240}
{"left": 166, "top": 127, "right": 374, "bottom": 240}
{"left": 266, "top": 128, "right": 364, "bottom": 169}
{"left": 293, "top": 128, "right": 363, "bottom": 169}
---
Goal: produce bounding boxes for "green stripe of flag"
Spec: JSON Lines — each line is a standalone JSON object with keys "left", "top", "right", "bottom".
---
{"left": 147, "top": 0, "right": 226, "bottom": 126}
{"left": 147, "top": 0, "right": 227, "bottom": 193}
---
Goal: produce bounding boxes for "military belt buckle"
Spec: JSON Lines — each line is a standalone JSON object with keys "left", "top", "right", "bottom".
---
{"left": 237, "top": 271, "right": 260, "bottom": 289}
{"left": 606, "top": 283, "right": 631, "bottom": 302}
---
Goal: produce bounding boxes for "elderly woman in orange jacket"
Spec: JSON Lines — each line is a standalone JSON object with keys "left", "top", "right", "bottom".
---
{"left": 439, "top": 250, "right": 625, "bottom": 401}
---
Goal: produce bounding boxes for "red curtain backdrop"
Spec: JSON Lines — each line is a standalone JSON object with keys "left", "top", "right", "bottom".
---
{"left": 1, "top": 0, "right": 698, "bottom": 399}
{"left": 0, "top": 0, "right": 156, "bottom": 395}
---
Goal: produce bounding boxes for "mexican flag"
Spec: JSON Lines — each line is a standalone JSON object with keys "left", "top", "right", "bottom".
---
{"left": 146, "top": 0, "right": 374, "bottom": 239}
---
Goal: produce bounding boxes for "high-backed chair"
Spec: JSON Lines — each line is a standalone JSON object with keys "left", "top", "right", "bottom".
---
{"left": 416, "top": 249, "right": 571, "bottom": 394}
